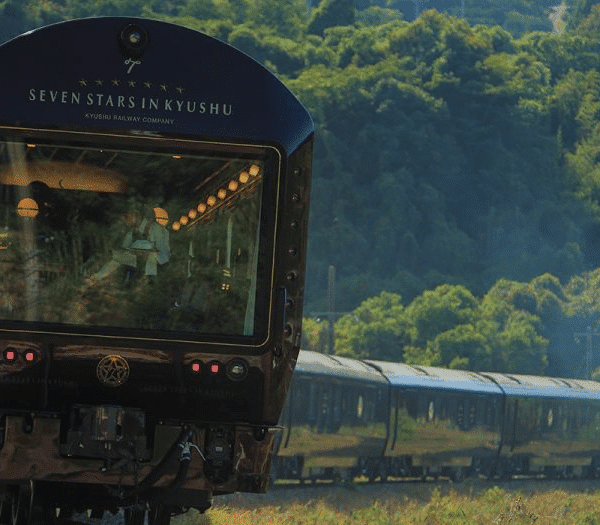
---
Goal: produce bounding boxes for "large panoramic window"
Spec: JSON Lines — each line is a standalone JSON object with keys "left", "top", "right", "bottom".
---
{"left": 0, "top": 138, "right": 275, "bottom": 340}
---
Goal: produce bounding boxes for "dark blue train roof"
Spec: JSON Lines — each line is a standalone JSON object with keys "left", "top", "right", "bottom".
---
{"left": 481, "top": 372, "right": 600, "bottom": 400}
{"left": 295, "top": 350, "right": 388, "bottom": 385}
{"left": 365, "top": 360, "right": 503, "bottom": 396}
{"left": 0, "top": 17, "right": 313, "bottom": 154}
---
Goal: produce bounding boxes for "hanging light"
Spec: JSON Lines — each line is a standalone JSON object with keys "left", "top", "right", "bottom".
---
{"left": 197, "top": 203, "right": 206, "bottom": 213}
{"left": 217, "top": 188, "right": 227, "bottom": 200}
{"left": 17, "top": 198, "right": 39, "bottom": 218}
{"left": 228, "top": 180, "right": 238, "bottom": 192}
{"left": 207, "top": 195, "right": 216, "bottom": 206}
{"left": 239, "top": 172, "right": 249, "bottom": 184}
{"left": 172, "top": 222, "right": 181, "bottom": 231}
{"left": 249, "top": 164, "right": 260, "bottom": 176}
{"left": 188, "top": 209, "right": 197, "bottom": 220}
{"left": 179, "top": 215, "right": 189, "bottom": 225}
{"left": 153, "top": 207, "right": 169, "bottom": 226}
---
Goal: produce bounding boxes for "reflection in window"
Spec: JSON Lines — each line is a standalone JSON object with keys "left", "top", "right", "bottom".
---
{"left": 427, "top": 400, "right": 435, "bottom": 421}
{"left": 0, "top": 140, "right": 270, "bottom": 338}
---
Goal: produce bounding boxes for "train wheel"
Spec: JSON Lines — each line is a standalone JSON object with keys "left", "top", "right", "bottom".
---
{"left": 0, "top": 487, "right": 10, "bottom": 524}
{"left": 9, "top": 484, "right": 32, "bottom": 525}
{"left": 125, "top": 505, "right": 147, "bottom": 525}
{"left": 451, "top": 467, "right": 466, "bottom": 483}
{"left": 148, "top": 503, "right": 175, "bottom": 525}
{"left": 379, "top": 466, "right": 388, "bottom": 483}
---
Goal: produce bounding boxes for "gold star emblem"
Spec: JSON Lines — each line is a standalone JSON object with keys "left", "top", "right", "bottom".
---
{"left": 128, "top": 80, "right": 137, "bottom": 88}
{"left": 79, "top": 79, "right": 88, "bottom": 87}
{"left": 111, "top": 79, "right": 120, "bottom": 86}
{"left": 143, "top": 81, "right": 152, "bottom": 88}
{"left": 96, "top": 355, "right": 130, "bottom": 387}
{"left": 95, "top": 79, "right": 103, "bottom": 86}
{"left": 176, "top": 86, "right": 184, "bottom": 94}
{"left": 160, "top": 83, "right": 168, "bottom": 92}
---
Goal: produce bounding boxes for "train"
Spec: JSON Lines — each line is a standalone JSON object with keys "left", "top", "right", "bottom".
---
{"left": 0, "top": 17, "right": 313, "bottom": 524}
{"left": 273, "top": 350, "right": 600, "bottom": 483}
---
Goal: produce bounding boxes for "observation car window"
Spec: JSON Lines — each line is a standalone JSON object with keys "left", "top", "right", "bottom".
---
{"left": 0, "top": 138, "right": 277, "bottom": 343}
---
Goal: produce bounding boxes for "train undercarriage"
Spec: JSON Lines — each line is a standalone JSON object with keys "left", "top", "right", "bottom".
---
{"left": 272, "top": 454, "right": 600, "bottom": 485}
{"left": 0, "top": 411, "right": 274, "bottom": 524}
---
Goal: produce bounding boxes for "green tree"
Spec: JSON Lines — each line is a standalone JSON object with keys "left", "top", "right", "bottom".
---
{"left": 429, "top": 323, "right": 492, "bottom": 370}
{"left": 301, "top": 317, "right": 329, "bottom": 353}
{"left": 308, "top": 0, "right": 355, "bottom": 36}
{"left": 404, "top": 284, "right": 478, "bottom": 349}
{"left": 334, "top": 291, "right": 411, "bottom": 360}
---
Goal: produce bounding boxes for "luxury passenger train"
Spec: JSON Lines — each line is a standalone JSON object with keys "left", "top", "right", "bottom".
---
{"left": 274, "top": 350, "right": 600, "bottom": 483}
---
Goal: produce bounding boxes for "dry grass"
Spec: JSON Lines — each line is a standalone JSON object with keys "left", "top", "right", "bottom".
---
{"left": 173, "top": 480, "right": 600, "bottom": 525}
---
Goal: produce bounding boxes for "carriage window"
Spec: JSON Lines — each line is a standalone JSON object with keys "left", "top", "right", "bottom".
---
{"left": 457, "top": 401, "right": 465, "bottom": 429}
{"left": 486, "top": 400, "right": 496, "bottom": 428}
{"left": 0, "top": 140, "right": 274, "bottom": 339}
{"left": 427, "top": 399, "right": 435, "bottom": 421}
{"left": 357, "top": 394, "right": 364, "bottom": 419}
{"left": 469, "top": 401, "right": 477, "bottom": 427}
{"left": 308, "top": 382, "right": 318, "bottom": 423}
{"left": 333, "top": 386, "right": 342, "bottom": 423}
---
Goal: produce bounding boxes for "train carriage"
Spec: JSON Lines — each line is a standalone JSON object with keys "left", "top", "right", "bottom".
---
{"left": 482, "top": 372, "right": 600, "bottom": 478}
{"left": 272, "top": 350, "right": 600, "bottom": 485}
{"left": 273, "top": 350, "right": 389, "bottom": 482}
{"left": 0, "top": 17, "right": 313, "bottom": 524}
{"left": 366, "top": 361, "right": 504, "bottom": 480}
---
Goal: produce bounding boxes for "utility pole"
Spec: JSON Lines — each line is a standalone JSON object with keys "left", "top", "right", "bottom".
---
{"left": 574, "top": 328, "right": 600, "bottom": 379}
{"left": 327, "top": 265, "right": 335, "bottom": 355}
{"left": 310, "top": 265, "right": 347, "bottom": 354}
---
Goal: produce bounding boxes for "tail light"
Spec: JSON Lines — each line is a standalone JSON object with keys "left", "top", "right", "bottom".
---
{"left": 3, "top": 347, "right": 40, "bottom": 365}
{"left": 3, "top": 348, "right": 17, "bottom": 362}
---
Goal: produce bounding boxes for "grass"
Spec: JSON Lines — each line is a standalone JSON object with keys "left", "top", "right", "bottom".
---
{"left": 173, "top": 481, "right": 600, "bottom": 525}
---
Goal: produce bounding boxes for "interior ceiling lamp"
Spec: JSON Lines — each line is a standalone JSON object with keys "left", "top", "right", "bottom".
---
{"left": 153, "top": 207, "right": 169, "bottom": 226}
{"left": 17, "top": 197, "right": 39, "bottom": 218}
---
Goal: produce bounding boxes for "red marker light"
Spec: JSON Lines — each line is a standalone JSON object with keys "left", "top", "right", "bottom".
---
{"left": 191, "top": 361, "right": 201, "bottom": 373}
{"left": 210, "top": 363, "right": 220, "bottom": 374}
{"left": 4, "top": 350, "right": 16, "bottom": 362}
{"left": 25, "top": 351, "right": 35, "bottom": 362}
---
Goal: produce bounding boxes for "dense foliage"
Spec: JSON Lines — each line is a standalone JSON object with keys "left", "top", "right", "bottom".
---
{"left": 304, "top": 273, "right": 596, "bottom": 376}
{"left": 2, "top": 0, "right": 600, "bottom": 377}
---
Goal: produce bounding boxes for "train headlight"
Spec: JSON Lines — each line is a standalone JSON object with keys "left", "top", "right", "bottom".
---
{"left": 119, "top": 23, "right": 150, "bottom": 57}
{"left": 226, "top": 359, "right": 248, "bottom": 382}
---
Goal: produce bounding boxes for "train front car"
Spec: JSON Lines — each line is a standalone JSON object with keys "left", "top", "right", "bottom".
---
{"left": 0, "top": 17, "right": 313, "bottom": 523}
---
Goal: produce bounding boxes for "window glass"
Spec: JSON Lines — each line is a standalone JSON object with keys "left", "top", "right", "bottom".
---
{"left": 0, "top": 139, "right": 273, "bottom": 339}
